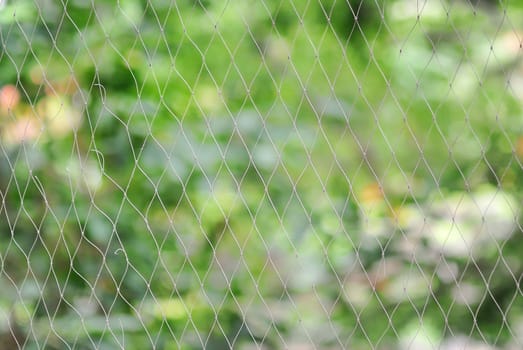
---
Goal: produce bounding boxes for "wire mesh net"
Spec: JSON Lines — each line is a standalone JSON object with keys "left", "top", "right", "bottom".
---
{"left": 0, "top": 0, "right": 522, "bottom": 349}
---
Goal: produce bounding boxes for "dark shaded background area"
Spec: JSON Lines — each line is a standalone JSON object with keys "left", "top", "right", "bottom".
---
{"left": 0, "top": 0, "right": 523, "bottom": 349}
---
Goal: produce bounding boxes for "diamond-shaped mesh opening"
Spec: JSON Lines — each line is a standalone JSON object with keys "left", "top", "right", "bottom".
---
{"left": 0, "top": 0, "right": 522, "bottom": 349}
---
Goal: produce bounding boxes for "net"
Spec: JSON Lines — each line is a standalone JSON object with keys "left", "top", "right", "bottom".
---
{"left": 0, "top": 0, "right": 522, "bottom": 349}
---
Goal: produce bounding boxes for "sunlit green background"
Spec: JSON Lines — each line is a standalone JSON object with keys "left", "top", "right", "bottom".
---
{"left": 0, "top": 0, "right": 523, "bottom": 349}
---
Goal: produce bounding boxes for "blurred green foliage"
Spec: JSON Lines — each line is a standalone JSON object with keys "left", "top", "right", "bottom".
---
{"left": 1, "top": 0, "right": 523, "bottom": 349}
